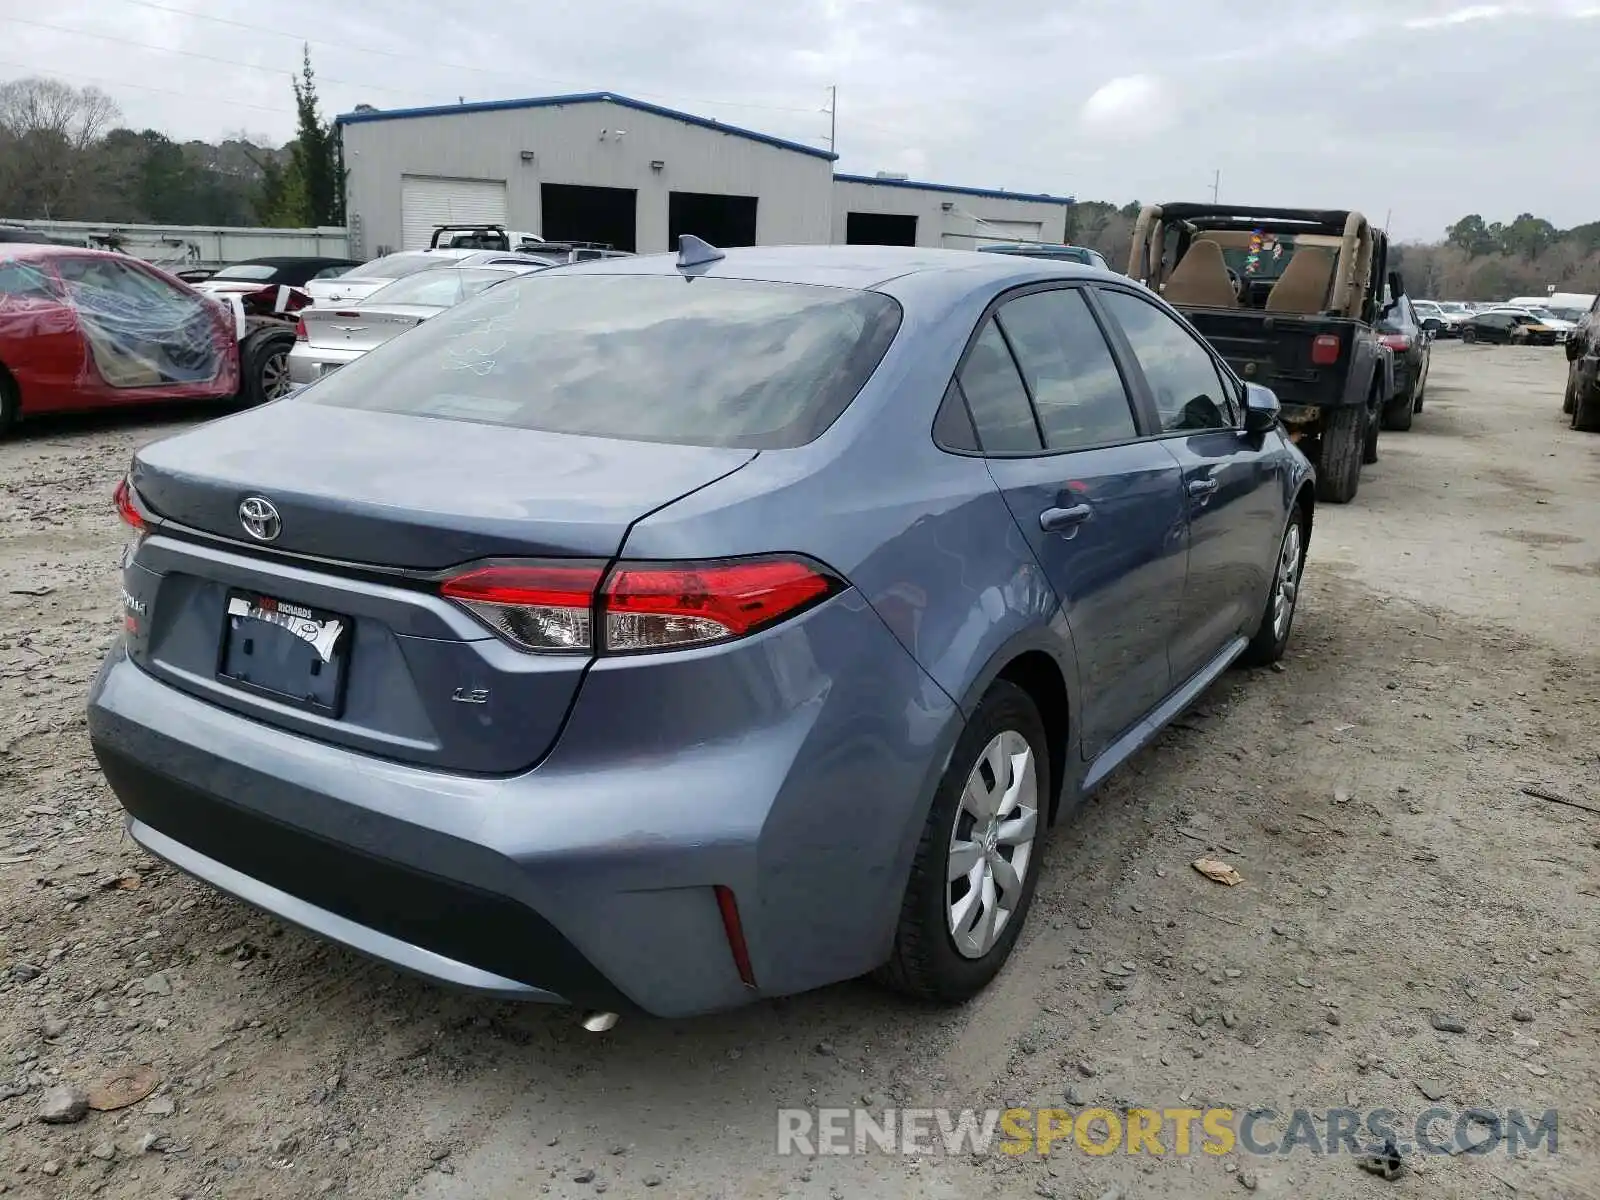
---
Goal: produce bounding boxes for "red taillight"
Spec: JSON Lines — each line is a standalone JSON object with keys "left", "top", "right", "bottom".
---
{"left": 113, "top": 477, "right": 145, "bottom": 532}
{"left": 1311, "top": 334, "right": 1341, "bottom": 365}
{"left": 602, "top": 558, "right": 837, "bottom": 653}
{"left": 438, "top": 555, "right": 840, "bottom": 655}
{"left": 714, "top": 885, "right": 756, "bottom": 988}
{"left": 294, "top": 317, "right": 307, "bottom": 341}
{"left": 439, "top": 562, "right": 605, "bottom": 653}
{"left": 1378, "top": 333, "right": 1411, "bottom": 352}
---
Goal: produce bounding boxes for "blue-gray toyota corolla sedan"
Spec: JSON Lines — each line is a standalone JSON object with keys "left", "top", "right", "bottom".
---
{"left": 88, "top": 245, "right": 1314, "bottom": 1019}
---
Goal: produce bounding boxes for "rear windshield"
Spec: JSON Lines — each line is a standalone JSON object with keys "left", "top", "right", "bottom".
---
{"left": 355, "top": 253, "right": 448, "bottom": 280}
{"left": 299, "top": 274, "right": 903, "bottom": 449}
{"left": 362, "top": 267, "right": 516, "bottom": 307}
{"left": 211, "top": 263, "right": 277, "bottom": 281}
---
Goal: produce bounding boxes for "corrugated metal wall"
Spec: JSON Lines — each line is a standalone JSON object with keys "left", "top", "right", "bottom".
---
{"left": 343, "top": 100, "right": 834, "bottom": 256}
{"left": 830, "top": 180, "right": 1069, "bottom": 250}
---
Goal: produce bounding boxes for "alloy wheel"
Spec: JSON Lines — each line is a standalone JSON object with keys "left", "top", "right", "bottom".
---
{"left": 948, "top": 730, "right": 1039, "bottom": 959}
{"left": 1272, "top": 521, "right": 1302, "bottom": 642}
{"left": 261, "top": 349, "right": 291, "bottom": 400}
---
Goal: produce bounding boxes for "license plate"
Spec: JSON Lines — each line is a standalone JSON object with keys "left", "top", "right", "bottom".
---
{"left": 218, "top": 591, "right": 349, "bottom": 715}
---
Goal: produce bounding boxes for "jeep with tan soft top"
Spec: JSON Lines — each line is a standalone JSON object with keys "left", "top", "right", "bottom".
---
{"left": 1127, "top": 204, "right": 1403, "bottom": 503}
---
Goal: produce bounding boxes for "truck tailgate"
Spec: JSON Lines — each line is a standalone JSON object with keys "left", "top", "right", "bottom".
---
{"left": 1181, "top": 309, "right": 1354, "bottom": 408}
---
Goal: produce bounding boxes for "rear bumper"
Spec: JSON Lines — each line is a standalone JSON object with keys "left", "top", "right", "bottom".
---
{"left": 286, "top": 344, "right": 363, "bottom": 384}
{"left": 87, "top": 591, "right": 958, "bottom": 1016}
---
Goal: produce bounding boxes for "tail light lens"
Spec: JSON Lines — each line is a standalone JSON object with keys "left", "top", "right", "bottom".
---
{"left": 294, "top": 317, "right": 307, "bottom": 341}
{"left": 439, "top": 562, "right": 604, "bottom": 653}
{"left": 602, "top": 558, "right": 837, "bottom": 653}
{"left": 113, "top": 477, "right": 146, "bottom": 532}
{"left": 439, "top": 556, "right": 842, "bottom": 655}
{"left": 1310, "top": 334, "right": 1341, "bottom": 365}
{"left": 1378, "top": 333, "right": 1412, "bottom": 351}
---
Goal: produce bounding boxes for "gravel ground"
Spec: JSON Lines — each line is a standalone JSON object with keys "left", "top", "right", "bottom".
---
{"left": 0, "top": 342, "right": 1596, "bottom": 1200}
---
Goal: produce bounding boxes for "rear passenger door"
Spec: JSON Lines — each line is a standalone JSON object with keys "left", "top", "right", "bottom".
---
{"left": 958, "top": 285, "right": 1188, "bottom": 761}
{"left": 1094, "top": 286, "right": 1285, "bottom": 686}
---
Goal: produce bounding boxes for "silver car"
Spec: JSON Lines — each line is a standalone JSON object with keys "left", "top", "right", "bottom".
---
{"left": 288, "top": 263, "right": 547, "bottom": 384}
{"left": 301, "top": 250, "right": 555, "bottom": 307}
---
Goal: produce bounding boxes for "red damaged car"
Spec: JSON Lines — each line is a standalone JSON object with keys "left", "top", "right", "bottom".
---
{"left": 0, "top": 245, "right": 240, "bottom": 436}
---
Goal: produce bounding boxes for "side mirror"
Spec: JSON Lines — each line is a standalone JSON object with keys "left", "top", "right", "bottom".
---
{"left": 1566, "top": 338, "right": 1583, "bottom": 362}
{"left": 1242, "top": 382, "right": 1280, "bottom": 434}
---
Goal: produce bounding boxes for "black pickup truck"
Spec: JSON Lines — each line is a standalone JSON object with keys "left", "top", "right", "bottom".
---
{"left": 1127, "top": 204, "right": 1403, "bottom": 503}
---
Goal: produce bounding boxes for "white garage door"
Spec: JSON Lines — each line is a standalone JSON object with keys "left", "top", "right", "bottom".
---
{"left": 400, "top": 176, "right": 508, "bottom": 250}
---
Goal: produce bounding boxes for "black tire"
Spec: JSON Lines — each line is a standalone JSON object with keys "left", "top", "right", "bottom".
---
{"left": 878, "top": 680, "right": 1049, "bottom": 1003}
{"left": 1381, "top": 387, "right": 1414, "bottom": 431}
{"left": 1573, "top": 376, "right": 1600, "bottom": 433}
{"left": 1362, "top": 392, "right": 1381, "bottom": 464}
{"left": 1241, "top": 502, "right": 1307, "bottom": 667}
{"left": 239, "top": 328, "right": 296, "bottom": 407}
{"left": 1562, "top": 368, "right": 1577, "bottom": 415}
{"left": 1413, "top": 373, "right": 1426, "bottom": 413}
{"left": 0, "top": 368, "right": 17, "bottom": 438}
{"left": 1462, "top": 326, "right": 1477, "bottom": 344}
{"left": 1315, "top": 404, "right": 1363, "bottom": 504}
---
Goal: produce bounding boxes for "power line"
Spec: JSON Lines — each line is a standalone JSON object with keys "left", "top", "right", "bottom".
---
{"left": 113, "top": 0, "right": 830, "bottom": 117}
{"left": 2, "top": 16, "right": 437, "bottom": 103}
{"left": 0, "top": 56, "right": 294, "bottom": 117}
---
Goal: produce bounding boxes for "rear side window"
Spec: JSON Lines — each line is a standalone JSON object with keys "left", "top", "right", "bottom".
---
{"left": 300, "top": 274, "right": 902, "bottom": 449}
{"left": 0, "top": 260, "right": 56, "bottom": 302}
{"left": 957, "top": 319, "right": 1042, "bottom": 452}
{"left": 995, "top": 289, "right": 1137, "bottom": 450}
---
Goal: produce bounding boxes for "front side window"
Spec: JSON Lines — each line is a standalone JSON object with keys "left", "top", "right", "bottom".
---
{"left": 994, "top": 288, "right": 1138, "bottom": 450}
{"left": 1098, "top": 289, "right": 1235, "bottom": 433}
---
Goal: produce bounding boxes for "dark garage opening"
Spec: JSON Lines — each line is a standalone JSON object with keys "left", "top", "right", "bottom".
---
{"left": 669, "top": 192, "right": 758, "bottom": 250}
{"left": 846, "top": 212, "right": 918, "bottom": 246}
{"left": 541, "top": 183, "right": 637, "bottom": 252}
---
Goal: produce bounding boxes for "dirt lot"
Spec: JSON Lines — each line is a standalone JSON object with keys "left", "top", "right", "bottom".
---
{"left": 1, "top": 341, "right": 1596, "bottom": 1200}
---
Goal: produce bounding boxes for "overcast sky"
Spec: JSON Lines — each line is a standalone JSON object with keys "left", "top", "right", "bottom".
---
{"left": 5, "top": 0, "right": 1598, "bottom": 240}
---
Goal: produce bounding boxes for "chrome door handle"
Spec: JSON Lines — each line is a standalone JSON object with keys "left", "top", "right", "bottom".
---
{"left": 1039, "top": 503, "right": 1092, "bottom": 533}
{"left": 1187, "top": 478, "right": 1219, "bottom": 497}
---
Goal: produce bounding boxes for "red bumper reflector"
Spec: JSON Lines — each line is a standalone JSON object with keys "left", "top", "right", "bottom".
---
{"left": 713, "top": 885, "right": 756, "bottom": 988}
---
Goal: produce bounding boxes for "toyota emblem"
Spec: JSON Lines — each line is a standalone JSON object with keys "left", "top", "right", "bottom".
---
{"left": 238, "top": 496, "right": 282, "bottom": 542}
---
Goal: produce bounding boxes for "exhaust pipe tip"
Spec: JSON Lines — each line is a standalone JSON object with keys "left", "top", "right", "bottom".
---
{"left": 581, "top": 1011, "right": 619, "bottom": 1033}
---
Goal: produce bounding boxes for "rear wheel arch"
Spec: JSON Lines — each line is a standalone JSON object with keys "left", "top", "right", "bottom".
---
{"left": 0, "top": 362, "right": 18, "bottom": 433}
{"left": 995, "top": 651, "right": 1070, "bottom": 825}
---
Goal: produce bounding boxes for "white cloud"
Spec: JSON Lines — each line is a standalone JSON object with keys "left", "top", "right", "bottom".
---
{"left": 1405, "top": 4, "right": 1514, "bottom": 29}
{"left": 1078, "top": 75, "right": 1170, "bottom": 137}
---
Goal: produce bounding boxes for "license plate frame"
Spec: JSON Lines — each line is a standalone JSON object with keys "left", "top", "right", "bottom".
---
{"left": 216, "top": 590, "right": 351, "bottom": 717}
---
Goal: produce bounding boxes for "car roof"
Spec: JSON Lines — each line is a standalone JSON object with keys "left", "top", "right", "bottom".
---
{"left": 0, "top": 243, "right": 130, "bottom": 263}
{"left": 549, "top": 244, "right": 1105, "bottom": 290}
{"left": 220, "top": 256, "right": 361, "bottom": 268}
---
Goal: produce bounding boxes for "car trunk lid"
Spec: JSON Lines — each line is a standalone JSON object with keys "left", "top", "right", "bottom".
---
{"left": 131, "top": 402, "right": 756, "bottom": 569}
{"left": 301, "top": 304, "right": 436, "bottom": 354}
{"left": 124, "top": 404, "right": 756, "bottom": 772}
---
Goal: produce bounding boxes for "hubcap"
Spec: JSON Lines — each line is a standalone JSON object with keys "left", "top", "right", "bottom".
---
{"left": 948, "top": 730, "right": 1039, "bottom": 960}
{"left": 1271, "top": 522, "right": 1302, "bottom": 641}
{"left": 262, "top": 350, "right": 291, "bottom": 400}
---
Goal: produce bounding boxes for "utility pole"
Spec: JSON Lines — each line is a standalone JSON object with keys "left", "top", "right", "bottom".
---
{"left": 824, "top": 85, "right": 837, "bottom": 155}
{"left": 1210, "top": 169, "right": 1220, "bottom": 203}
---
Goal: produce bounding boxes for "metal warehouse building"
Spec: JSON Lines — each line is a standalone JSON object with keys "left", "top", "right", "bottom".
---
{"left": 339, "top": 91, "right": 1072, "bottom": 259}
{"left": 338, "top": 92, "right": 837, "bottom": 258}
{"left": 832, "top": 174, "right": 1070, "bottom": 250}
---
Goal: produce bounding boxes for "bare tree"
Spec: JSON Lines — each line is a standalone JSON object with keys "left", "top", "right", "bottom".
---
{"left": 0, "top": 77, "right": 120, "bottom": 218}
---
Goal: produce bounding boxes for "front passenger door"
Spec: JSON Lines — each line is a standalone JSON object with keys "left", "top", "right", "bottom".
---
{"left": 1095, "top": 286, "right": 1285, "bottom": 687}
{"left": 964, "top": 287, "right": 1188, "bottom": 761}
